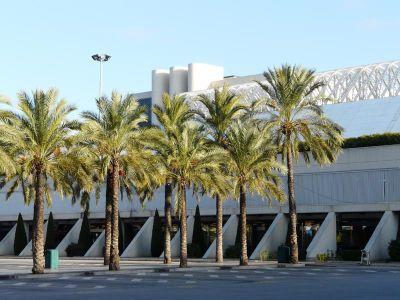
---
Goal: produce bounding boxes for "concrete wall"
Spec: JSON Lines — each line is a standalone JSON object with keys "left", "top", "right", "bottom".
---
{"left": 0, "top": 145, "right": 400, "bottom": 221}
{"left": 250, "top": 213, "right": 288, "bottom": 259}
{"left": 19, "top": 221, "right": 47, "bottom": 256}
{"left": 169, "top": 66, "right": 188, "bottom": 96}
{"left": 161, "top": 215, "right": 195, "bottom": 258}
{"left": 0, "top": 224, "right": 18, "bottom": 255}
{"left": 151, "top": 69, "right": 169, "bottom": 125}
{"left": 56, "top": 219, "right": 82, "bottom": 257}
{"left": 84, "top": 230, "right": 104, "bottom": 257}
{"left": 188, "top": 63, "right": 224, "bottom": 92}
{"left": 363, "top": 211, "right": 399, "bottom": 261}
{"left": 121, "top": 217, "right": 154, "bottom": 258}
{"left": 203, "top": 215, "right": 238, "bottom": 259}
{"left": 306, "top": 212, "right": 337, "bottom": 260}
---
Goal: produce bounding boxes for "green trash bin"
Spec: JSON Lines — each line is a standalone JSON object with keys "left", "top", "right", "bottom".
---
{"left": 277, "top": 245, "right": 290, "bottom": 263}
{"left": 45, "top": 249, "right": 59, "bottom": 269}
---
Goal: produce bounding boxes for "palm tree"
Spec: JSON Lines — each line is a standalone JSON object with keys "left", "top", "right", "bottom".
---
{"left": 151, "top": 93, "right": 193, "bottom": 264}
{"left": 151, "top": 122, "right": 225, "bottom": 268}
{"left": 80, "top": 92, "right": 158, "bottom": 270}
{"left": 224, "top": 120, "right": 285, "bottom": 266}
{"left": 0, "top": 89, "right": 92, "bottom": 274}
{"left": 256, "top": 65, "right": 344, "bottom": 263}
{"left": 194, "top": 85, "right": 248, "bottom": 263}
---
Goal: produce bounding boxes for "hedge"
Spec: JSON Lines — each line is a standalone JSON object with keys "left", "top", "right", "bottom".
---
{"left": 14, "top": 213, "right": 27, "bottom": 255}
{"left": 299, "top": 132, "right": 400, "bottom": 152}
{"left": 190, "top": 205, "right": 207, "bottom": 257}
{"left": 45, "top": 212, "right": 57, "bottom": 250}
{"left": 151, "top": 209, "right": 163, "bottom": 257}
{"left": 77, "top": 210, "right": 91, "bottom": 255}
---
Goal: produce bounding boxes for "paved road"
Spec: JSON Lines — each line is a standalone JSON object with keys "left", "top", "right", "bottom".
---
{"left": 0, "top": 266, "right": 399, "bottom": 299}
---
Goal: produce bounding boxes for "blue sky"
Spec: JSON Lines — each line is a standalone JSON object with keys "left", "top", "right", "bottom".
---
{"left": 1, "top": 0, "right": 399, "bottom": 113}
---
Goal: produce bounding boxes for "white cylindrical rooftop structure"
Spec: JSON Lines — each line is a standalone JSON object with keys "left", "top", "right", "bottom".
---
{"left": 169, "top": 66, "right": 188, "bottom": 96}
{"left": 188, "top": 63, "right": 224, "bottom": 92}
{"left": 151, "top": 69, "right": 170, "bottom": 125}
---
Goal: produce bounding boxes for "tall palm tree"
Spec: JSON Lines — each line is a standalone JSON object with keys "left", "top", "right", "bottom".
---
{"left": 224, "top": 120, "right": 285, "bottom": 266}
{"left": 256, "top": 65, "right": 344, "bottom": 263}
{"left": 80, "top": 92, "right": 158, "bottom": 270}
{"left": 151, "top": 123, "right": 225, "bottom": 267}
{"left": 0, "top": 89, "right": 92, "bottom": 274}
{"left": 194, "top": 85, "right": 248, "bottom": 263}
{"left": 151, "top": 93, "right": 193, "bottom": 264}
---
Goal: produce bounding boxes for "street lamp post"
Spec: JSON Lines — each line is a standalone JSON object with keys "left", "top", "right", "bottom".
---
{"left": 92, "top": 54, "right": 111, "bottom": 98}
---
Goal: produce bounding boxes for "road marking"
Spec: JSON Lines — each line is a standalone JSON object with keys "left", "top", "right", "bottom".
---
{"left": 390, "top": 270, "right": 400, "bottom": 274}
{"left": 337, "top": 269, "right": 347, "bottom": 272}
{"left": 38, "top": 283, "right": 51, "bottom": 288}
{"left": 185, "top": 280, "right": 196, "bottom": 284}
{"left": 311, "top": 268, "right": 322, "bottom": 271}
{"left": 106, "top": 277, "right": 117, "bottom": 281}
{"left": 131, "top": 278, "right": 142, "bottom": 282}
{"left": 209, "top": 274, "right": 219, "bottom": 278}
{"left": 364, "top": 270, "right": 376, "bottom": 273}
{"left": 329, "top": 273, "right": 341, "bottom": 276}
{"left": 82, "top": 277, "right": 93, "bottom": 280}
{"left": 137, "top": 273, "right": 146, "bottom": 276}
{"left": 305, "top": 272, "right": 316, "bottom": 275}
{"left": 13, "top": 282, "right": 26, "bottom": 286}
{"left": 157, "top": 279, "right": 168, "bottom": 283}
{"left": 254, "top": 271, "right": 263, "bottom": 274}
{"left": 279, "top": 272, "right": 289, "bottom": 275}
{"left": 58, "top": 276, "right": 70, "bottom": 280}
{"left": 64, "top": 284, "right": 77, "bottom": 288}
{"left": 264, "top": 276, "right": 274, "bottom": 279}
{"left": 236, "top": 275, "right": 246, "bottom": 279}
{"left": 184, "top": 274, "right": 193, "bottom": 277}
{"left": 207, "top": 269, "right": 216, "bottom": 273}
{"left": 159, "top": 273, "right": 169, "bottom": 277}
{"left": 230, "top": 270, "right": 239, "bottom": 273}
{"left": 94, "top": 286, "right": 106, "bottom": 289}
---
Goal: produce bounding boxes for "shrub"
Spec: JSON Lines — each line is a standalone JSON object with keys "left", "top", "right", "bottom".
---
{"left": 224, "top": 245, "right": 241, "bottom": 259}
{"left": 388, "top": 240, "right": 400, "bottom": 261}
{"left": 339, "top": 249, "right": 361, "bottom": 261}
{"left": 14, "top": 213, "right": 27, "bottom": 255}
{"left": 77, "top": 210, "right": 91, "bottom": 256}
{"left": 65, "top": 243, "right": 82, "bottom": 257}
{"left": 316, "top": 253, "right": 328, "bottom": 262}
{"left": 151, "top": 209, "right": 163, "bottom": 257}
{"left": 260, "top": 250, "right": 269, "bottom": 261}
{"left": 299, "top": 132, "right": 400, "bottom": 152}
{"left": 187, "top": 243, "right": 203, "bottom": 258}
{"left": 191, "top": 205, "right": 207, "bottom": 254}
{"left": 45, "top": 212, "right": 57, "bottom": 250}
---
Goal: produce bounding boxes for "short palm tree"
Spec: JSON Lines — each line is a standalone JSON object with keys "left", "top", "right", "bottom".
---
{"left": 151, "top": 93, "right": 193, "bottom": 264}
{"left": 224, "top": 120, "right": 285, "bottom": 266}
{"left": 256, "top": 65, "right": 344, "bottom": 263}
{"left": 194, "top": 85, "right": 248, "bottom": 263}
{"left": 80, "top": 92, "right": 158, "bottom": 270}
{"left": 0, "top": 89, "right": 92, "bottom": 274}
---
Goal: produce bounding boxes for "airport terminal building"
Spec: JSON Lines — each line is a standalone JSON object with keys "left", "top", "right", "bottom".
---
{"left": 1, "top": 60, "right": 400, "bottom": 262}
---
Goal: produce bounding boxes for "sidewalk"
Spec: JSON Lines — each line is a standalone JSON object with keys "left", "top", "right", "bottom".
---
{"left": 0, "top": 257, "right": 399, "bottom": 279}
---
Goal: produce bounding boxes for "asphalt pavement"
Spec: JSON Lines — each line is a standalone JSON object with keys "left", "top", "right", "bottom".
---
{"left": 0, "top": 265, "right": 399, "bottom": 300}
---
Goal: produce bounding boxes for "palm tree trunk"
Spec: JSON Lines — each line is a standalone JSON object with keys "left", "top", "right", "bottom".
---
{"left": 216, "top": 193, "right": 223, "bottom": 263}
{"left": 164, "top": 178, "right": 172, "bottom": 264}
{"left": 179, "top": 184, "right": 188, "bottom": 268}
{"left": 32, "top": 165, "right": 45, "bottom": 274}
{"left": 239, "top": 185, "right": 248, "bottom": 266}
{"left": 287, "top": 147, "right": 299, "bottom": 264}
{"left": 109, "top": 159, "right": 120, "bottom": 271}
{"left": 104, "top": 169, "right": 112, "bottom": 266}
